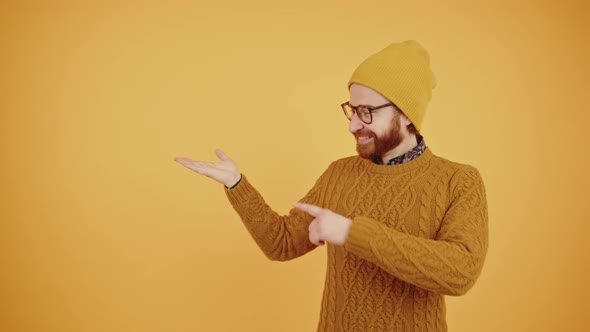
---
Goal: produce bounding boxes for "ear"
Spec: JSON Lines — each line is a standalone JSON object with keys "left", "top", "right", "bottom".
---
{"left": 400, "top": 114, "right": 412, "bottom": 127}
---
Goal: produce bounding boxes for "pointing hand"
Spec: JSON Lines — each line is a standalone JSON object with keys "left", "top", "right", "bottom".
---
{"left": 293, "top": 202, "right": 352, "bottom": 246}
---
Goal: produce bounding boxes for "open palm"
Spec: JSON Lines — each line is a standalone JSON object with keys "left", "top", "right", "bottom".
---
{"left": 174, "top": 149, "right": 241, "bottom": 188}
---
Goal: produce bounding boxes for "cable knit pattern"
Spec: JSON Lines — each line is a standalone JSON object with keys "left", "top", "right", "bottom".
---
{"left": 224, "top": 148, "right": 488, "bottom": 332}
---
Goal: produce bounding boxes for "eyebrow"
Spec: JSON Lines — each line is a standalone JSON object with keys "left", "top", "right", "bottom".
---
{"left": 357, "top": 104, "right": 378, "bottom": 109}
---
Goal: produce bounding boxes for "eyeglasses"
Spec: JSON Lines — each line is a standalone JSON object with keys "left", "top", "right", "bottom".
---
{"left": 341, "top": 101, "right": 395, "bottom": 124}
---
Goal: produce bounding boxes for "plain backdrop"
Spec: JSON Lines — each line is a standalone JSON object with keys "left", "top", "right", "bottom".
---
{"left": 1, "top": 1, "right": 589, "bottom": 331}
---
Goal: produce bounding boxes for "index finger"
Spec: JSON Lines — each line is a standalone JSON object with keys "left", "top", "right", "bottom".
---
{"left": 293, "top": 202, "right": 324, "bottom": 217}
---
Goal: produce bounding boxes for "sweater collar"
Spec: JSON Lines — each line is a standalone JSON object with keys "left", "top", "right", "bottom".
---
{"left": 359, "top": 144, "right": 432, "bottom": 175}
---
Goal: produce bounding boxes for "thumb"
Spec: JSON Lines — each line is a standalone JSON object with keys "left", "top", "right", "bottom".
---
{"left": 215, "top": 149, "right": 232, "bottom": 162}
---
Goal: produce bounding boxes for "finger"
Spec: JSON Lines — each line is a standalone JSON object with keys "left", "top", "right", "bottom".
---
{"left": 307, "top": 220, "right": 325, "bottom": 245}
{"left": 175, "top": 157, "right": 217, "bottom": 169}
{"left": 175, "top": 159, "right": 214, "bottom": 176}
{"left": 308, "top": 220, "right": 319, "bottom": 245}
{"left": 176, "top": 158, "right": 202, "bottom": 170}
{"left": 174, "top": 157, "right": 198, "bottom": 168}
{"left": 215, "top": 149, "right": 233, "bottom": 162}
{"left": 308, "top": 219, "right": 317, "bottom": 232}
{"left": 310, "top": 234, "right": 325, "bottom": 246}
{"left": 293, "top": 202, "right": 323, "bottom": 217}
{"left": 309, "top": 230, "right": 323, "bottom": 246}
{"left": 196, "top": 161, "right": 215, "bottom": 168}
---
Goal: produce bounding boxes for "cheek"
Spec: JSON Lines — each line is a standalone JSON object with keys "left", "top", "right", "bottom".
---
{"left": 368, "top": 124, "right": 387, "bottom": 137}
{"left": 369, "top": 115, "right": 394, "bottom": 135}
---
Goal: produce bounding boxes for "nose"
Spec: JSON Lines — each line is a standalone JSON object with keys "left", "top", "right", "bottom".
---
{"left": 349, "top": 112, "right": 364, "bottom": 134}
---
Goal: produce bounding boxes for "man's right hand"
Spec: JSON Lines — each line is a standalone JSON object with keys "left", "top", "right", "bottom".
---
{"left": 174, "top": 149, "right": 241, "bottom": 188}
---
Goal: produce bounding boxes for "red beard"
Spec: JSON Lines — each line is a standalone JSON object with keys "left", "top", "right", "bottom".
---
{"left": 354, "top": 113, "right": 403, "bottom": 161}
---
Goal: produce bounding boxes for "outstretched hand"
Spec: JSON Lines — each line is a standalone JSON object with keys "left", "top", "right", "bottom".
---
{"left": 293, "top": 202, "right": 352, "bottom": 246}
{"left": 174, "top": 149, "right": 241, "bottom": 188}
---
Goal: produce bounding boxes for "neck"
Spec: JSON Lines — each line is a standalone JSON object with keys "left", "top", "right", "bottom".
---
{"left": 380, "top": 134, "right": 418, "bottom": 164}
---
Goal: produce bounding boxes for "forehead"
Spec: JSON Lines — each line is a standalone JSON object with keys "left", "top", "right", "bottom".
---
{"left": 349, "top": 83, "right": 390, "bottom": 106}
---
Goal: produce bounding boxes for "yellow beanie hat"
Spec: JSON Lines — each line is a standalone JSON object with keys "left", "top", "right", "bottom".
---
{"left": 347, "top": 40, "right": 436, "bottom": 131}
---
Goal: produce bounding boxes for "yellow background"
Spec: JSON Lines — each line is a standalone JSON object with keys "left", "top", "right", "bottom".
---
{"left": 1, "top": 1, "right": 589, "bottom": 331}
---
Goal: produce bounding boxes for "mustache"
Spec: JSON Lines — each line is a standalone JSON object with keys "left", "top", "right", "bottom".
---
{"left": 353, "top": 130, "right": 375, "bottom": 138}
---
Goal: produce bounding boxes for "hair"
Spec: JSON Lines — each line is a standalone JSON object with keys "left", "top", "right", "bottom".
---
{"left": 407, "top": 123, "right": 420, "bottom": 136}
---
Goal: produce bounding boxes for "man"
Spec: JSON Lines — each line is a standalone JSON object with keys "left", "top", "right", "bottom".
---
{"left": 175, "top": 40, "right": 488, "bottom": 332}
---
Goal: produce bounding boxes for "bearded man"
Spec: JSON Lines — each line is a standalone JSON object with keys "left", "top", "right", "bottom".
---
{"left": 175, "top": 40, "right": 489, "bottom": 332}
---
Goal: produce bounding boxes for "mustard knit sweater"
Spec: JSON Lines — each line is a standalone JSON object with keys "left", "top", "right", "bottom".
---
{"left": 224, "top": 148, "right": 488, "bottom": 332}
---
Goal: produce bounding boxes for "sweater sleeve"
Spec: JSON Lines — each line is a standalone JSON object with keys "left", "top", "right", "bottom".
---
{"left": 224, "top": 163, "right": 334, "bottom": 262}
{"left": 343, "top": 166, "right": 489, "bottom": 296}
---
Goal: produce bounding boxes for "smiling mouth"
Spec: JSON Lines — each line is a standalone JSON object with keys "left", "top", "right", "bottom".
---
{"left": 356, "top": 136, "right": 374, "bottom": 144}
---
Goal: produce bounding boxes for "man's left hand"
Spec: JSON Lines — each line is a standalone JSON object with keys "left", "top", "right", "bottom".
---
{"left": 293, "top": 202, "right": 353, "bottom": 246}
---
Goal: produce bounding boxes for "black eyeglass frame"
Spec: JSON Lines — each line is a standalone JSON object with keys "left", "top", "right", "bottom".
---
{"left": 341, "top": 101, "right": 395, "bottom": 124}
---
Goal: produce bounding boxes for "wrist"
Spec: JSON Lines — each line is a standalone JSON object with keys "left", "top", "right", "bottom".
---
{"left": 226, "top": 174, "right": 242, "bottom": 189}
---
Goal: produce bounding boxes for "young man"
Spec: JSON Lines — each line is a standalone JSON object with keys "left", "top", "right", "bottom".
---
{"left": 175, "top": 40, "right": 488, "bottom": 332}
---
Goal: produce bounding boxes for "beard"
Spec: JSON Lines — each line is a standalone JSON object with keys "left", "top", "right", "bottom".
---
{"left": 354, "top": 113, "right": 403, "bottom": 161}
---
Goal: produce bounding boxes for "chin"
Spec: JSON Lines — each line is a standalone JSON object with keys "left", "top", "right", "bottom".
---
{"left": 356, "top": 144, "right": 377, "bottom": 160}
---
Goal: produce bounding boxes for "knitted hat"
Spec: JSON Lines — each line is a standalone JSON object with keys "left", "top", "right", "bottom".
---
{"left": 347, "top": 40, "right": 436, "bottom": 131}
